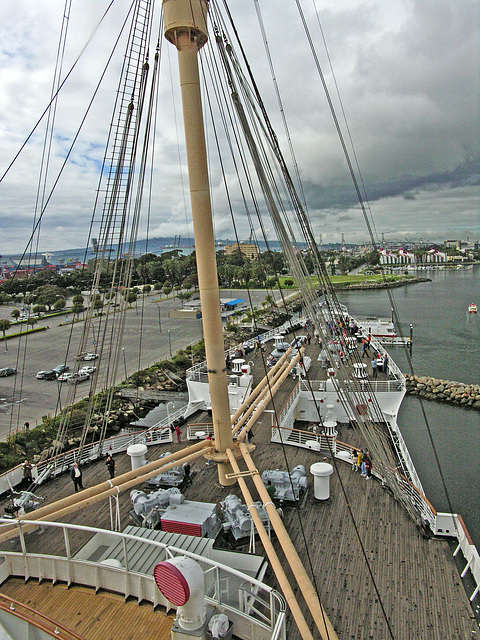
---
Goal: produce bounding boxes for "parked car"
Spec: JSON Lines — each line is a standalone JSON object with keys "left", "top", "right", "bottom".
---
{"left": 82, "top": 353, "right": 99, "bottom": 361}
{"left": 53, "top": 364, "right": 70, "bottom": 375}
{"left": 68, "top": 372, "right": 90, "bottom": 384}
{"left": 36, "top": 370, "right": 57, "bottom": 380}
{"left": 57, "top": 372, "right": 74, "bottom": 382}
{"left": 79, "top": 366, "right": 96, "bottom": 375}
{"left": 0, "top": 367, "right": 16, "bottom": 377}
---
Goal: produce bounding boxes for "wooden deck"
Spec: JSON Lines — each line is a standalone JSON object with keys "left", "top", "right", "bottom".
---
{"left": 0, "top": 338, "right": 477, "bottom": 639}
{"left": 0, "top": 579, "right": 174, "bottom": 640}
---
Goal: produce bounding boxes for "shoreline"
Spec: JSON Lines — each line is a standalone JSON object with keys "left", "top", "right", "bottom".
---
{"left": 333, "top": 275, "right": 431, "bottom": 291}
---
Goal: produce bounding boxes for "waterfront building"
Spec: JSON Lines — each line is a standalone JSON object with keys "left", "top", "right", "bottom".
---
{"left": 224, "top": 242, "right": 259, "bottom": 260}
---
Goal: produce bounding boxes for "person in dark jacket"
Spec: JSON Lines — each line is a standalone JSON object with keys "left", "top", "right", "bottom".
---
{"left": 70, "top": 463, "right": 84, "bottom": 492}
{"left": 105, "top": 454, "right": 115, "bottom": 479}
{"left": 22, "top": 460, "right": 33, "bottom": 489}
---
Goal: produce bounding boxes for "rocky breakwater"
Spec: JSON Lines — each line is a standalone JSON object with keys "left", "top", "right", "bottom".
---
{"left": 404, "top": 374, "right": 480, "bottom": 411}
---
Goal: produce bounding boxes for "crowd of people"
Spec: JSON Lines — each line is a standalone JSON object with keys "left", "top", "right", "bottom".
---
{"left": 353, "top": 449, "right": 372, "bottom": 478}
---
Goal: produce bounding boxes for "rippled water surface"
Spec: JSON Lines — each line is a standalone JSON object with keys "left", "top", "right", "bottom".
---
{"left": 339, "top": 266, "right": 480, "bottom": 546}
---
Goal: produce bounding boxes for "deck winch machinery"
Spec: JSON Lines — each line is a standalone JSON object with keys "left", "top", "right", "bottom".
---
{"left": 261, "top": 465, "right": 307, "bottom": 502}
{"left": 130, "top": 487, "right": 184, "bottom": 528}
{"left": 221, "top": 494, "right": 270, "bottom": 540}
{"left": 147, "top": 452, "right": 188, "bottom": 487}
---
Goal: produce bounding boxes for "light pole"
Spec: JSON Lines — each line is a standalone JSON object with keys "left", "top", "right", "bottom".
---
{"left": 166, "top": 402, "right": 175, "bottom": 421}
{"left": 264, "top": 409, "right": 276, "bottom": 429}
{"left": 168, "top": 330, "right": 172, "bottom": 357}
{"left": 156, "top": 304, "right": 162, "bottom": 333}
{"left": 122, "top": 348, "right": 128, "bottom": 379}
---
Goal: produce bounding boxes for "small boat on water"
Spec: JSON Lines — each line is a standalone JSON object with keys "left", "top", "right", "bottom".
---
{"left": 468, "top": 303, "right": 477, "bottom": 313}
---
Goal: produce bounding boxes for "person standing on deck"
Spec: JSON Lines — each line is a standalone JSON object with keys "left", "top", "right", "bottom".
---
{"left": 371, "top": 358, "right": 378, "bottom": 378}
{"left": 355, "top": 449, "right": 363, "bottom": 473}
{"left": 365, "top": 455, "right": 372, "bottom": 479}
{"left": 266, "top": 480, "right": 276, "bottom": 502}
{"left": 383, "top": 353, "right": 389, "bottom": 376}
{"left": 105, "top": 454, "right": 115, "bottom": 479}
{"left": 365, "top": 335, "right": 372, "bottom": 353}
{"left": 361, "top": 338, "right": 367, "bottom": 358}
{"left": 22, "top": 460, "right": 33, "bottom": 489}
{"left": 175, "top": 425, "right": 181, "bottom": 443}
{"left": 70, "top": 463, "right": 84, "bottom": 492}
{"left": 361, "top": 451, "right": 369, "bottom": 477}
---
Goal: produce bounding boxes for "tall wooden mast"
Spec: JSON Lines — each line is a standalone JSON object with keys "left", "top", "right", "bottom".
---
{"left": 162, "top": 0, "right": 235, "bottom": 485}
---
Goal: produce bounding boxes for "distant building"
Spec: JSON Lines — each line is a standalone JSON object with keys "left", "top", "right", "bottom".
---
{"left": 224, "top": 242, "right": 259, "bottom": 260}
{"left": 444, "top": 239, "right": 459, "bottom": 249}
{"left": 420, "top": 248, "right": 447, "bottom": 263}
{"left": 379, "top": 249, "right": 415, "bottom": 265}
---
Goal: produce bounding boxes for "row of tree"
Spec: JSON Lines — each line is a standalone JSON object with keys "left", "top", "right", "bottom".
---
{"left": 0, "top": 246, "right": 374, "bottom": 310}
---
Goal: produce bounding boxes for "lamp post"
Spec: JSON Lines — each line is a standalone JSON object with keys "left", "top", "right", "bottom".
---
{"left": 157, "top": 304, "right": 162, "bottom": 333}
{"left": 122, "top": 348, "right": 128, "bottom": 379}
{"left": 166, "top": 402, "right": 175, "bottom": 421}
{"left": 168, "top": 330, "right": 172, "bottom": 357}
{"left": 263, "top": 409, "right": 276, "bottom": 428}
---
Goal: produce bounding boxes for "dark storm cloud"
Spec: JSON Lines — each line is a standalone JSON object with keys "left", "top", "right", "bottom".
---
{"left": 0, "top": 0, "right": 478, "bottom": 250}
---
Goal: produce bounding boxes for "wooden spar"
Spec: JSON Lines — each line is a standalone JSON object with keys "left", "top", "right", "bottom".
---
{"left": 238, "top": 442, "right": 339, "bottom": 640}
{"left": 233, "top": 348, "right": 302, "bottom": 438}
{"left": 163, "top": 0, "right": 234, "bottom": 486}
{"left": 0, "top": 441, "right": 210, "bottom": 542}
{"left": 0, "top": 448, "right": 209, "bottom": 542}
{"left": 229, "top": 347, "right": 295, "bottom": 424}
{"left": 225, "top": 449, "right": 314, "bottom": 640}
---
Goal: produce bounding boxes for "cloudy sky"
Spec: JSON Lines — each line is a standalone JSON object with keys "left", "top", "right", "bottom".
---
{"left": 0, "top": 0, "right": 478, "bottom": 254}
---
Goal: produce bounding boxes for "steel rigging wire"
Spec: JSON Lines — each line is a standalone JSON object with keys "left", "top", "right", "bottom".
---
{"left": 293, "top": 0, "right": 462, "bottom": 542}
{"left": 1, "top": 1, "right": 136, "bottom": 443}
{"left": 211, "top": 3, "right": 403, "bottom": 637}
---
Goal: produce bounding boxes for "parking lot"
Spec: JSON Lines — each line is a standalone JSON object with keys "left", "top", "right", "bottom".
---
{"left": 0, "top": 295, "right": 203, "bottom": 440}
{"left": 0, "top": 289, "right": 276, "bottom": 440}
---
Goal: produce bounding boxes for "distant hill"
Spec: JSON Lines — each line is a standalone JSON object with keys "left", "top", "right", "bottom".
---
{"left": 2, "top": 237, "right": 288, "bottom": 264}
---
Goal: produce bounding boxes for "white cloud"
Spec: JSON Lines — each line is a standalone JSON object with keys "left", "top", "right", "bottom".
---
{"left": 0, "top": 0, "right": 478, "bottom": 254}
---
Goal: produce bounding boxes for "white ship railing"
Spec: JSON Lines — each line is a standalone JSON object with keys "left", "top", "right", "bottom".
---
{"left": 187, "top": 423, "right": 214, "bottom": 440}
{"left": 0, "top": 519, "right": 286, "bottom": 640}
{"left": 271, "top": 425, "right": 337, "bottom": 455}
{"left": 186, "top": 317, "right": 300, "bottom": 377}
{"left": 269, "top": 424, "right": 480, "bottom": 605}
{"left": 126, "top": 405, "right": 187, "bottom": 446}
{"left": 301, "top": 379, "right": 404, "bottom": 393}
{"left": 0, "top": 427, "right": 173, "bottom": 497}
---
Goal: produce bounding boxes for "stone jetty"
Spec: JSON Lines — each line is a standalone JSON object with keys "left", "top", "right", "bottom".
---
{"left": 404, "top": 374, "right": 480, "bottom": 411}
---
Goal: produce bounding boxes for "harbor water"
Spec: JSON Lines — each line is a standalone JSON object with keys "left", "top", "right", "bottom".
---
{"left": 339, "top": 266, "right": 480, "bottom": 548}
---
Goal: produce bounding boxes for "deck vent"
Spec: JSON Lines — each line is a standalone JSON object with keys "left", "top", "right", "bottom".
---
{"left": 154, "top": 556, "right": 206, "bottom": 630}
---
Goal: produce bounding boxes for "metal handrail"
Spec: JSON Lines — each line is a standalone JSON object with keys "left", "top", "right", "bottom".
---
{"left": 0, "top": 593, "right": 86, "bottom": 640}
{"left": 0, "top": 518, "right": 287, "bottom": 638}
{"left": 268, "top": 423, "right": 480, "bottom": 603}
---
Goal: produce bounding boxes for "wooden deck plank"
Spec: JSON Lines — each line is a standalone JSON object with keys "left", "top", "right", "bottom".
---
{"left": 0, "top": 335, "right": 477, "bottom": 639}
{"left": 0, "top": 579, "right": 174, "bottom": 640}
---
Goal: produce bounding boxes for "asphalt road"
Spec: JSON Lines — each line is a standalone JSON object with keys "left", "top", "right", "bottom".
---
{"left": 0, "top": 289, "right": 276, "bottom": 440}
